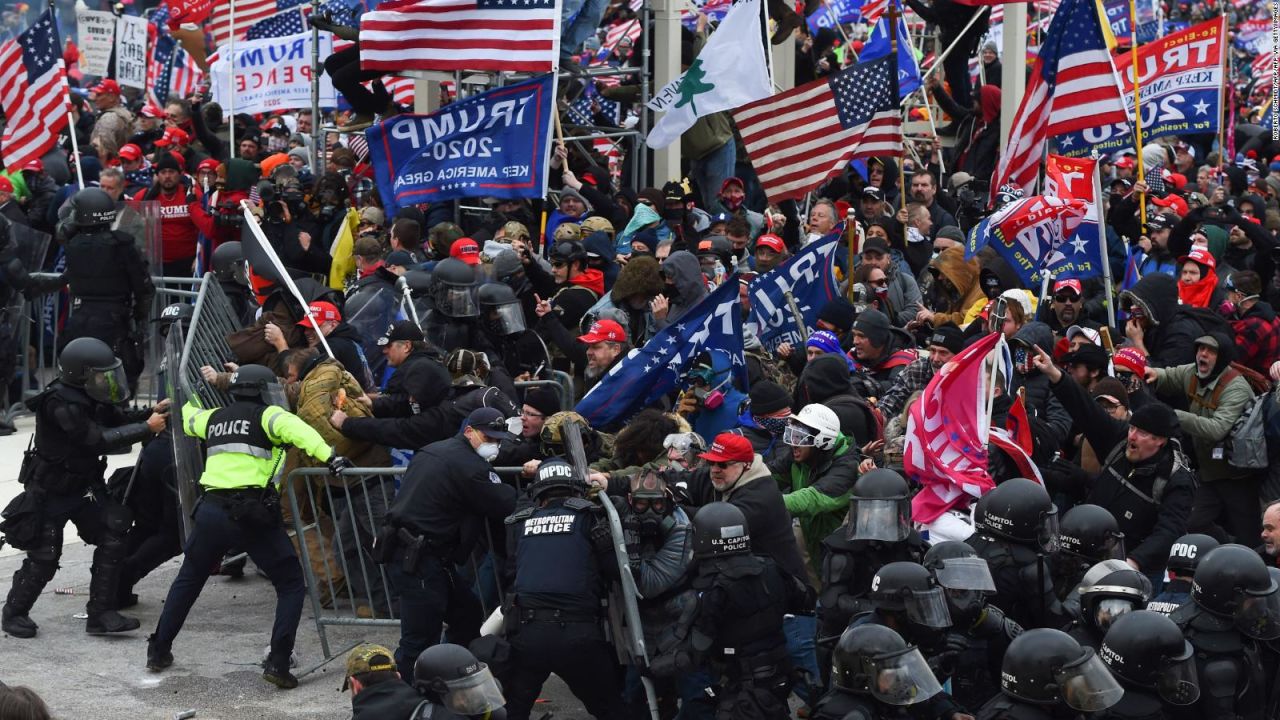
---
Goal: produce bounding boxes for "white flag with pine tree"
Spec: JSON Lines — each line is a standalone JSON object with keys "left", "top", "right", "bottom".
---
{"left": 644, "top": 0, "right": 772, "bottom": 149}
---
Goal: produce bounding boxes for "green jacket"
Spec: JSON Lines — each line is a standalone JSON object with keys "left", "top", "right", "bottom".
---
{"left": 1153, "top": 364, "right": 1255, "bottom": 481}
{"left": 184, "top": 400, "right": 333, "bottom": 490}
{"left": 774, "top": 433, "right": 860, "bottom": 576}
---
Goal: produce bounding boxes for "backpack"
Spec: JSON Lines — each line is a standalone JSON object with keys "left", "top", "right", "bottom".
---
{"left": 1226, "top": 391, "right": 1271, "bottom": 470}
{"left": 825, "top": 392, "right": 885, "bottom": 445}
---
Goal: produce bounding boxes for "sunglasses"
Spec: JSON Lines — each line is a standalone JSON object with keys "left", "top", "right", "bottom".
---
{"left": 869, "top": 279, "right": 889, "bottom": 288}
{"left": 708, "top": 460, "right": 742, "bottom": 469}
{"left": 1054, "top": 293, "right": 1081, "bottom": 303}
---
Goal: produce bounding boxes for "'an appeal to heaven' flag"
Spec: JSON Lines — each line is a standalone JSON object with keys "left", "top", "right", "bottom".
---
{"left": 575, "top": 280, "right": 747, "bottom": 431}
{"left": 366, "top": 74, "right": 555, "bottom": 216}
{"left": 0, "top": 10, "right": 69, "bottom": 172}
{"left": 965, "top": 194, "right": 1091, "bottom": 285}
{"left": 645, "top": 0, "right": 771, "bottom": 149}
{"left": 359, "top": 0, "right": 557, "bottom": 74}
{"left": 991, "top": 0, "right": 1128, "bottom": 194}
{"left": 749, "top": 231, "right": 841, "bottom": 352}
{"left": 734, "top": 53, "right": 901, "bottom": 203}
{"left": 1040, "top": 154, "right": 1105, "bottom": 280}
{"left": 1056, "top": 19, "right": 1224, "bottom": 159}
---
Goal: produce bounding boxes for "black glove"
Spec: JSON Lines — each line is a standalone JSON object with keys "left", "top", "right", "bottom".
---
{"left": 589, "top": 519, "right": 614, "bottom": 554}
{"left": 328, "top": 455, "right": 354, "bottom": 476}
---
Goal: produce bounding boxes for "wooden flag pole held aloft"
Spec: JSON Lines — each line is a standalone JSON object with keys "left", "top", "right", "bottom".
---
{"left": 887, "top": 1, "right": 908, "bottom": 253}
{"left": 1127, "top": 0, "right": 1146, "bottom": 229}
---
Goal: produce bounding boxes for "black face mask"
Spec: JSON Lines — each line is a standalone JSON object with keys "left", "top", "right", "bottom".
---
{"left": 663, "top": 207, "right": 684, "bottom": 223}
{"left": 664, "top": 282, "right": 681, "bottom": 302}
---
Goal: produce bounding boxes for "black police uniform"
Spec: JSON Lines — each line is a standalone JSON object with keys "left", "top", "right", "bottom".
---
{"left": 1170, "top": 604, "right": 1267, "bottom": 720}
{"left": 946, "top": 604, "right": 1023, "bottom": 711}
{"left": 116, "top": 429, "right": 183, "bottom": 606}
{"left": 811, "top": 691, "right": 912, "bottom": 719}
{"left": 2, "top": 380, "right": 153, "bottom": 633}
{"left": 382, "top": 435, "right": 517, "bottom": 676}
{"left": 977, "top": 695, "right": 1086, "bottom": 720}
{"left": 1145, "top": 577, "right": 1190, "bottom": 616}
{"left": 969, "top": 532, "right": 1068, "bottom": 630}
{"left": 59, "top": 215, "right": 155, "bottom": 389}
{"left": 501, "top": 495, "right": 625, "bottom": 720}
{"left": 352, "top": 679, "right": 427, "bottom": 720}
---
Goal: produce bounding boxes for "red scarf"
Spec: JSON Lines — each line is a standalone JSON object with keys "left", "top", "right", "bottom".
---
{"left": 1178, "top": 269, "right": 1218, "bottom": 308}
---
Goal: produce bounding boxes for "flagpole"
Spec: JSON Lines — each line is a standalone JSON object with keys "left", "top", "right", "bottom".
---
{"left": 888, "top": 0, "right": 907, "bottom": 254}
{"left": 50, "top": 0, "right": 84, "bottom": 188}
{"left": 310, "top": 0, "right": 321, "bottom": 178}
{"left": 228, "top": 0, "right": 236, "bottom": 157}
{"left": 1094, "top": 160, "right": 1116, "bottom": 327}
{"left": 1215, "top": 7, "right": 1227, "bottom": 178}
{"left": 820, "top": 0, "right": 854, "bottom": 49}
{"left": 1127, "top": 0, "right": 1146, "bottom": 229}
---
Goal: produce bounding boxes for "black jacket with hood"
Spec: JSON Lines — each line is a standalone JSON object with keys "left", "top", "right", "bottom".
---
{"left": 658, "top": 251, "right": 707, "bottom": 330}
{"left": 1010, "top": 322, "right": 1072, "bottom": 449}
{"left": 1122, "top": 272, "right": 1202, "bottom": 369}
{"left": 794, "top": 355, "right": 877, "bottom": 447}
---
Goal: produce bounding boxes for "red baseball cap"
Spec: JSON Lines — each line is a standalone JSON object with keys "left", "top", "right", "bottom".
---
{"left": 577, "top": 319, "right": 626, "bottom": 344}
{"left": 1179, "top": 245, "right": 1216, "bottom": 270}
{"left": 91, "top": 78, "right": 121, "bottom": 96}
{"left": 1114, "top": 156, "right": 1136, "bottom": 169}
{"left": 1113, "top": 346, "right": 1147, "bottom": 376}
{"left": 1052, "top": 279, "right": 1083, "bottom": 297}
{"left": 156, "top": 126, "right": 189, "bottom": 148}
{"left": 140, "top": 103, "right": 164, "bottom": 119}
{"left": 118, "top": 143, "right": 142, "bottom": 162}
{"left": 1150, "top": 194, "right": 1188, "bottom": 217}
{"left": 196, "top": 157, "right": 220, "bottom": 173}
{"left": 0, "top": 176, "right": 12, "bottom": 193}
{"left": 21, "top": 159, "right": 42, "bottom": 173}
{"left": 297, "top": 301, "right": 342, "bottom": 329}
{"left": 450, "top": 237, "right": 481, "bottom": 265}
{"left": 699, "top": 432, "right": 754, "bottom": 463}
{"left": 756, "top": 234, "right": 785, "bottom": 254}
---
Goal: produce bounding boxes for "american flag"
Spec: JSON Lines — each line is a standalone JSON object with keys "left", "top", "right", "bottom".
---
{"left": 597, "top": 18, "right": 639, "bottom": 61}
{"left": 246, "top": 7, "right": 309, "bottom": 38}
{"left": 208, "top": 0, "right": 306, "bottom": 49}
{"left": 860, "top": 0, "right": 888, "bottom": 26}
{"left": 991, "top": 0, "right": 1127, "bottom": 195}
{"left": 1251, "top": 51, "right": 1273, "bottom": 82}
{"left": 359, "top": 0, "right": 557, "bottom": 73}
{"left": 734, "top": 54, "right": 902, "bottom": 203}
{"left": 0, "top": 11, "right": 69, "bottom": 171}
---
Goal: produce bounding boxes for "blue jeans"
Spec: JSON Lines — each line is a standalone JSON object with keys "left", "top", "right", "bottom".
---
{"left": 561, "top": 0, "right": 610, "bottom": 52}
{"left": 690, "top": 139, "right": 737, "bottom": 210}
{"left": 784, "top": 614, "right": 820, "bottom": 703}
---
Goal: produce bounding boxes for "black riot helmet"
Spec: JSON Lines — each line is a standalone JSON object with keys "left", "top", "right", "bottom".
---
{"left": 212, "top": 240, "right": 248, "bottom": 286}
{"left": 404, "top": 269, "right": 434, "bottom": 297}
{"left": 831, "top": 624, "right": 943, "bottom": 705}
{"left": 477, "top": 282, "right": 526, "bottom": 336}
{"left": 431, "top": 258, "right": 479, "bottom": 318}
{"left": 154, "top": 302, "right": 194, "bottom": 339}
{"left": 869, "top": 561, "right": 953, "bottom": 628}
{"left": 412, "top": 643, "right": 505, "bottom": 715}
{"left": 692, "top": 502, "right": 751, "bottom": 560}
{"left": 1166, "top": 533, "right": 1220, "bottom": 577}
{"left": 1078, "top": 562, "right": 1152, "bottom": 634}
{"left": 924, "top": 541, "right": 996, "bottom": 624}
{"left": 974, "top": 477, "right": 1059, "bottom": 551}
{"left": 228, "top": 364, "right": 279, "bottom": 399}
{"left": 526, "top": 457, "right": 585, "bottom": 501}
{"left": 70, "top": 187, "right": 117, "bottom": 230}
{"left": 1057, "top": 504, "right": 1125, "bottom": 564}
{"left": 847, "top": 468, "right": 911, "bottom": 542}
{"left": 1101, "top": 610, "right": 1200, "bottom": 706}
{"left": 58, "top": 337, "right": 128, "bottom": 404}
{"left": 549, "top": 240, "right": 588, "bottom": 274}
{"left": 1000, "top": 628, "right": 1124, "bottom": 711}
{"left": 1188, "top": 543, "right": 1280, "bottom": 639}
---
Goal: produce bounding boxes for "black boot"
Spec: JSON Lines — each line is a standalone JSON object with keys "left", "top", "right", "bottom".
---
{"left": 146, "top": 634, "right": 174, "bottom": 671}
{"left": 1, "top": 604, "right": 37, "bottom": 638}
{"left": 86, "top": 559, "right": 140, "bottom": 635}
{"left": 263, "top": 655, "right": 299, "bottom": 689}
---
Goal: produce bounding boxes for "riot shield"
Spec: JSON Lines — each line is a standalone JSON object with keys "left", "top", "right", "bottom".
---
{"left": 165, "top": 322, "right": 204, "bottom": 542}
{"left": 345, "top": 285, "right": 398, "bottom": 383}
{"left": 118, "top": 200, "right": 165, "bottom": 269}
{"left": 562, "top": 421, "right": 660, "bottom": 720}
{"left": 2, "top": 223, "right": 51, "bottom": 414}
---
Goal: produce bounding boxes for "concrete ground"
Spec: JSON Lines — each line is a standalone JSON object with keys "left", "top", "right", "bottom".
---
{"left": 0, "top": 415, "right": 586, "bottom": 720}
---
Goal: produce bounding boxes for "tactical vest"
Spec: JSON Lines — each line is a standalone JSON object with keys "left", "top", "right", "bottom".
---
{"left": 811, "top": 689, "right": 888, "bottom": 720}
{"left": 511, "top": 499, "right": 602, "bottom": 615}
{"left": 695, "top": 555, "right": 790, "bottom": 663}
{"left": 977, "top": 695, "right": 1060, "bottom": 720}
{"left": 65, "top": 229, "right": 134, "bottom": 302}
{"left": 205, "top": 402, "right": 273, "bottom": 464}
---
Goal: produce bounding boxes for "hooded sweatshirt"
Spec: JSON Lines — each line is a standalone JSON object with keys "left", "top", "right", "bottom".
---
{"left": 618, "top": 203, "right": 663, "bottom": 255}
{"left": 796, "top": 354, "right": 876, "bottom": 446}
{"left": 1124, "top": 273, "right": 1202, "bottom": 368}
{"left": 657, "top": 251, "right": 707, "bottom": 330}
{"left": 1010, "top": 321, "right": 1073, "bottom": 448}
{"left": 929, "top": 247, "right": 984, "bottom": 327}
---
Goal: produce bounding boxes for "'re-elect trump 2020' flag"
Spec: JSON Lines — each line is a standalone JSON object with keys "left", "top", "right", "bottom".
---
{"left": 749, "top": 232, "right": 841, "bottom": 352}
{"left": 576, "top": 280, "right": 747, "bottom": 431}
{"left": 366, "top": 74, "right": 554, "bottom": 215}
{"left": 965, "top": 194, "right": 1090, "bottom": 285}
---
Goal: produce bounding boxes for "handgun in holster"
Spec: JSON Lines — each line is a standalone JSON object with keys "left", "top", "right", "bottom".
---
{"left": 398, "top": 528, "right": 426, "bottom": 573}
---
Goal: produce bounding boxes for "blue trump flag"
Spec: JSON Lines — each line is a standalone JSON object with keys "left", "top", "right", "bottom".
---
{"left": 859, "top": 0, "right": 919, "bottom": 98}
{"left": 965, "top": 195, "right": 1094, "bottom": 285}
{"left": 366, "top": 74, "right": 555, "bottom": 216}
{"left": 805, "top": 0, "right": 861, "bottom": 35}
{"left": 575, "top": 280, "right": 747, "bottom": 431}
{"left": 749, "top": 233, "right": 841, "bottom": 352}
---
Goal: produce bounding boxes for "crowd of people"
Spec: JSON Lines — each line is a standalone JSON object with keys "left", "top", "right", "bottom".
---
{"left": 5, "top": 0, "right": 1280, "bottom": 718}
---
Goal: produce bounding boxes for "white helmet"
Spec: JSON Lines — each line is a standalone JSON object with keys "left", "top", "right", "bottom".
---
{"left": 784, "top": 403, "right": 841, "bottom": 450}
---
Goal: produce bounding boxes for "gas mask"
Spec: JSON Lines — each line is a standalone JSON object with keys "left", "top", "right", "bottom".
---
{"left": 689, "top": 367, "right": 730, "bottom": 410}
{"left": 628, "top": 492, "right": 671, "bottom": 536}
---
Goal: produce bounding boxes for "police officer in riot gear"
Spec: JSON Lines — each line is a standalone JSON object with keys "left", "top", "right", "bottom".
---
{"left": 1147, "top": 533, "right": 1218, "bottom": 615}
{"left": 411, "top": 643, "right": 508, "bottom": 720}
{"left": 1096, "top": 610, "right": 1200, "bottom": 719}
{"left": 1169, "top": 544, "right": 1280, "bottom": 720}
{"left": 1052, "top": 504, "right": 1125, "bottom": 602}
{"left": 211, "top": 240, "right": 255, "bottom": 325}
{"left": 651, "top": 502, "right": 812, "bottom": 720}
{"left": 0, "top": 212, "right": 58, "bottom": 434}
{"left": 426, "top": 258, "right": 490, "bottom": 353}
{"left": 925, "top": 541, "right": 1020, "bottom": 710}
{"left": 501, "top": 458, "right": 625, "bottom": 720}
{"left": 476, "top": 282, "right": 548, "bottom": 379}
{"left": 813, "top": 624, "right": 947, "bottom": 720}
{"left": 818, "top": 469, "right": 928, "bottom": 681}
{"left": 977, "top": 628, "right": 1124, "bottom": 719}
{"left": 968, "top": 477, "right": 1069, "bottom": 630}
{"left": 147, "top": 364, "right": 353, "bottom": 689}
{"left": 1067, "top": 561, "right": 1152, "bottom": 649}
{"left": 55, "top": 188, "right": 156, "bottom": 392}
{"left": 1, "top": 338, "right": 168, "bottom": 638}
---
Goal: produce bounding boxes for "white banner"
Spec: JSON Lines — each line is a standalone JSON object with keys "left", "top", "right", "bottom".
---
{"left": 115, "top": 15, "right": 148, "bottom": 89}
{"left": 210, "top": 32, "right": 335, "bottom": 115}
{"left": 76, "top": 9, "right": 116, "bottom": 77}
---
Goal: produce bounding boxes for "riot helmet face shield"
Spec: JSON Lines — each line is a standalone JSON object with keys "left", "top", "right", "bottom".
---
{"left": 231, "top": 258, "right": 249, "bottom": 286}
{"left": 870, "top": 647, "right": 944, "bottom": 706}
{"left": 1154, "top": 645, "right": 1200, "bottom": 706}
{"left": 1038, "top": 505, "right": 1061, "bottom": 553}
{"left": 488, "top": 301, "right": 527, "bottom": 336}
{"left": 1056, "top": 650, "right": 1125, "bottom": 712}
{"left": 441, "top": 664, "right": 505, "bottom": 715}
{"left": 83, "top": 358, "right": 130, "bottom": 404}
{"left": 1234, "top": 584, "right": 1280, "bottom": 639}
{"left": 903, "top": 587, "right": 953, "bottom": 628}
{"left": 1093, "top": 597, "right": 1138, "bottom": 633}
{"left": 933, "top": 557, "right": 997, "bottom": 593}
{"left": 848, "top": 496, "right": 912, "bottom": 542}
{"left": 436, "top": 284, "right": 479, "bottom": 318}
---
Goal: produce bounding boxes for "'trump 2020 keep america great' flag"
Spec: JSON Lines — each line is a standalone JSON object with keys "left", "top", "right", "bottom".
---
{"left": 734, "top": 53, "right": 901, "bottom": 203}
{"left": 0, "top": 11, "right": 69, "bottom": 172}
{"left": 359, "top": 0, "right": 557, "bottom": 73}
{"left": 990, "top": 0, "right": 1128, "bottom": 194}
